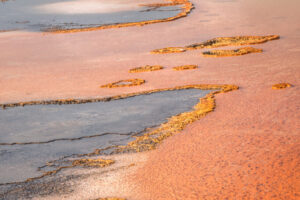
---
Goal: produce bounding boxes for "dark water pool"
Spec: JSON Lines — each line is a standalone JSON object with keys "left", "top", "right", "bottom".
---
{"left": 0, "top": 89, "right": 211, "bottom": 184}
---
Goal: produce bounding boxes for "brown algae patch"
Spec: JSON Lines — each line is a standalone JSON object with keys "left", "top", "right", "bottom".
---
{"left": 72, "top": 158, "right": 115, "bottom": 168}
{"left": 129, "top": 65, "right": 163, "bottom": 73}
{"left": 173, "top": 65, "right": 198, "bottom": 70}
{"left": 48, "top": 0, "right": 194, "bottom": 33}
{"left": 151, "top": 47, "right": 186, "bottom": 54}
{"left": 272, "top": 83, "right": 292, "bottom": 90}
{"left": 151, "top": 35, "right": 279, "bottom": 54}
{"left": 97, "top": 198, "right": 126, "bottom": 200}
{"left": 202, "top": 47, "right": 263, "bottom": 57}
{"left": 100, "top": 79, "right": 145, "bottom": 88}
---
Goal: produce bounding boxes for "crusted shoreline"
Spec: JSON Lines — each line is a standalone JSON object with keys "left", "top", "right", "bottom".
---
{"left": 46, "top": 0, "right": 194, "bottom": 33}
{"left": 100, "top": 79, "right": 146, "bottom": 88}
{"left": 0, "top": 84, "right": 237, "bottom": 109}
{"left": 0, "top": 84, "right": 238, "bottom": 188}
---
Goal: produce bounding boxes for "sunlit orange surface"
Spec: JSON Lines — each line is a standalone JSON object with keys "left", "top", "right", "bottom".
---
{"left": 0, "top": 0, "right": 299, "bottom": 199}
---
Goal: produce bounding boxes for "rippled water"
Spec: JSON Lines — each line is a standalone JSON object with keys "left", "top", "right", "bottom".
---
{"left": 0, "top": 0, "right": 182, "bottom": 32}
{"left": 0, "top": 89, "right": 211, "bottom": 184}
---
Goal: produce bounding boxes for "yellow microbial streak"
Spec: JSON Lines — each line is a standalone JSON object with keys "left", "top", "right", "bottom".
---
{"left": 129, "top": 65, "right": 163, "bottom": 73}
{"left": 151, "top": 47, "right": 187, "bottom": 54}
{"left": 272, "top": 83, "right": 292, "bottom": 90}
{"left": 1, "top": 85, "right": 236, "bottom": 112}
{"left": 100, "top": 79, "right": 145, "bottom": 88}
{"left": 72, "top": 158, "right": 115, "bottom": 167}
{"left": 172, "top": 65, "right": 198, "bottom": 70}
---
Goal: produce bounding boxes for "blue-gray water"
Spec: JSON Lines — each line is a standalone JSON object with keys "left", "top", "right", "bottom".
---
{"left": 0, "top": 0, "right": 182, "bottom": 32}
{"left": 0, "top": 89, "right": 211, "bottom": 184}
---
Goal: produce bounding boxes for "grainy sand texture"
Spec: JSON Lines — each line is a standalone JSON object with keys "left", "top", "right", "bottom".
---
{"left": 0, "top": 0, "right": 299, "bottom": 199}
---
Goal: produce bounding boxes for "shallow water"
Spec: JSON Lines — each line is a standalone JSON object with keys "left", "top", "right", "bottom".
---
{"left": 0, "top": 0, "right": 182, "bottom": 32}
{"left": 0, "top": 89, "right": 211, "bottom": 184}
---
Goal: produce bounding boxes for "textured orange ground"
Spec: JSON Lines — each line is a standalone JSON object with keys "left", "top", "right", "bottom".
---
{"left": 0, "top": 0, "right": 299, "bottom": 199}
{"left": 129, "top": 86, "right": 300, "bottom": 199}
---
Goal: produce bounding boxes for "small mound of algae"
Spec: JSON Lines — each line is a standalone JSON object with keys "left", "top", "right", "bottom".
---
{"left": 151, "top": 47, "right": 186, "bottom": 54}
{"left": 202, "top": 47, "right": 262, "bottom": 57}
{"left": 173, "top": 65, "right": 198, "bottom": 70}
{"left": 72, "top": 158, "right": 115, "bottom": 168}
{"left": 100, "top": 79, "right": 145, "bottom": 88}
{"left": 186, "top": 35, "right": 279, "bottom": 50}
{"left": 129, "top": 65, "right": 163, "bottom": 73}
{"left": 272, "top": 83, "right": 292, "bottom": 90}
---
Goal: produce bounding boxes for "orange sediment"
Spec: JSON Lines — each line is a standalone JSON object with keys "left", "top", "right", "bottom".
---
{"left": 0, "top": 0, "right": 298, "bottom": 198}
